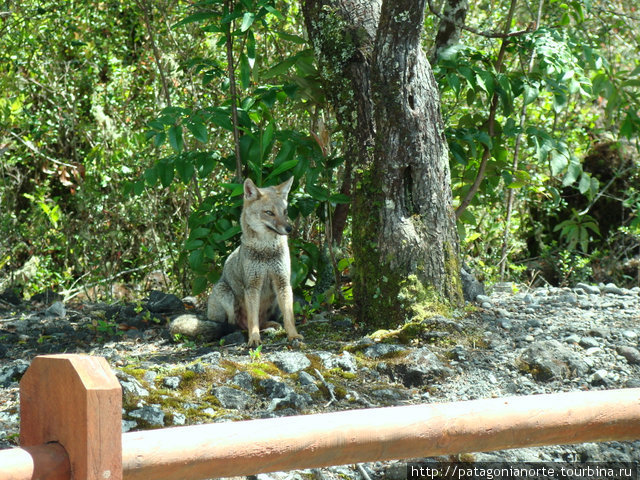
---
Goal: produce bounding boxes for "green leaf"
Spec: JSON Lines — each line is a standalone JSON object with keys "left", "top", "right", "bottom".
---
{"left": 329, "top": 193, "right": 350, "bottom": 203}
{"left": 240, "top": 53, "right": 251, "bottom": 89}
{"left": 175, "top": 156, "right": 195, "bottom": 183}
{"left": 153, "top": 131, "right": 166, "bottom": 148}
{"left": 246, "top": 30, "right": 256, "bottom": 66}
{"left": 190, "top": 227, "right": 211, "bottom": 240}
{"left": 562, "top": 159, "right": 581, "bottom": 186}
{"left": 187, "top": 121, "right": 208, "bottom": 143}
{"left": 157, "top": 160, "right": 175, "bottom": 187}
{"left": 240, "top": 11, "right": 255, "bottom": 32}
{"left": 168, "top": 125, "right": 184, "bottom": 152}
{"left": 173, "top": 12, "right": 219, "bottom": 29}
{"left": 144, "top": 167, "right": 158, "bottom": 186}
{"left": 192, "top": 276, "right": 209, "bottom": 296}
{"left": 523, "top": 84, "right": 538, "bottom": 105}
{"left": 184, "top": 239, "right": 204, "bottom": 251}
{"left": 261, "top": 123, "right": 275, "bottom": 160}
{"left": 307, "top": 184, "right": 329, "bottom": 202}
{"left": 550, "top": 150, "right": 568, "bottom": 176}
{"left": 266, "top": 158, "right": 298, "bottom": 180}
{"left": 262, "top": 55, "right": 297, "bottom": 78}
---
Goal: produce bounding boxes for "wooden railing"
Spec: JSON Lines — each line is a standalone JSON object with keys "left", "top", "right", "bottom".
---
{"left": 1, "top": 354, "right": 640, "bottom": 480}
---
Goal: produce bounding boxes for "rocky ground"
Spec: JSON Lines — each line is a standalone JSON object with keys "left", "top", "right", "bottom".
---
{"left": 1, "top": 282, "right": 640, "bottom": 480}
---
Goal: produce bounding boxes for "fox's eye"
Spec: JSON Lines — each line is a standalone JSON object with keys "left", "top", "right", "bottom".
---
{"left": 265, "top": 210, "right": 275, "bottom": 216}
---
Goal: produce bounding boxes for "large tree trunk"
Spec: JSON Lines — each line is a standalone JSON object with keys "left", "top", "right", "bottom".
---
{"left": 303, "top": 0, "right": 463, "bottom": 328}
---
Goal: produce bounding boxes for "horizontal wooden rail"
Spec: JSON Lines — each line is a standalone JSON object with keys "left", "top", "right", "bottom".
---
{"left": 121, "top": 388, "right": 640, "bottom": 480}
{"left": 1, "top": 354, "right": 640, "bottom": 480}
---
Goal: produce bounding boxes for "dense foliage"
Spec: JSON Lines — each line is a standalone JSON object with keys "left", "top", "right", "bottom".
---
{"left": 1, "top": 0, "right": 639, "bottom": 302}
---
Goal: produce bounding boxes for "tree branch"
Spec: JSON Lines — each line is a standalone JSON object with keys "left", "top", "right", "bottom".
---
{"left": 427, "top": 0, "right": 534, "bottom": 39}
{"left": 455, "top": 0, "right": 518, "bottom": 219}
{"left": 225, "top": 0, "right": 244, "bottom": 182}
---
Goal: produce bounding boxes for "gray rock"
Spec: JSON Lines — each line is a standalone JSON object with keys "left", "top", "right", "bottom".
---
{"left": 617, "top": 346, "right": 640, "bottom": 365}
{"left": 143, "top": 370, "right": 157, "bottom": 384}
{"left": 270, "top": 351, "right": 311, "bottom": 373}
{"left": 212, "top": 386, "right": 251, "bottom": 410}
{"left": 172, "top": 412, "right": 186, "bottom": 426}
{"left": 230, "top": 371, "right": 254, "bottom": 391}
{"left": 588, "top": 327, "right": 609, "bottom": 338}
{"left": 393, "top": 348, "right": 453, "bottom": 387}
{"left": 0, "top": 359, "right": 29, "bottom": 387}
{"left": 298, "top": 371, "right": 317, "bottom": 386}
{"left": 621, "top": 330, "right": 638, "bottom": 341}
{"left": 564, "top": 334, "right": 581, "bottom": 344}
{"left": 318, "top": 351, "right": 358, "bottom": 373}
{"left": 163, "top": 376, "right": 181, "bottom": 389}
{"left": 45, "top": 301, "right": 66, "bottom": 318}
{"left": 602, "top": 283, "right": 624, "bottom": 295}
{"left": 147, "top": 291, "right": 184, "bottom": 313}
{"left": 476, "top": 294, "right": 492, "bottom": 305}
{"left": 363, "top": 344, "right": 407, "bottom": 359}
{"left": 122, "top": 419, "right": 138, "bottom": 433}
{"left": 117, "top": 372, "right": 150, "bottom": 398}
{"left": 526, "top": 318, "right": 542, "bottom": 328}
{"left": 129, "top": 405, "right": 165, "bottom": 427}
{"left": 267, "top": 391, "right": 310, "bottom": 412}
{"left": 579, "top": 337, "right": 600, "bottom": 349}
{"left": 221, "top": 330, "right": 246, "bottom": 345}
{"left": 370, "top": 388, "right": 410, "bottom": 403}
{"left": 519, "top": 340, "right": 588, "bottom": 381}
{"left": 575, "top": 283, "right": 600, "bottom": 295}
{"left": 259, "top": 378, "right": 296, "bottom": 400}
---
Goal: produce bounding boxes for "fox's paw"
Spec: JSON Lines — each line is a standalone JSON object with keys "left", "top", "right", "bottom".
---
{"left": 247, "top": 334, "right": 262, "bottom": 347}
{"left": 287, "top": 333, "right": 304, "bottom": 343}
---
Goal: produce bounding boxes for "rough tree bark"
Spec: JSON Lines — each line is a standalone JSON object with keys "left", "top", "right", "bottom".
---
{"left": 303, "top": 0, "right": 463, "bottom": 327}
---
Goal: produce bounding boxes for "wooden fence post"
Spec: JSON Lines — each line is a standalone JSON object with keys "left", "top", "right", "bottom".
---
{"left": 19, "top": 354, "right": 122, "bottom": 480}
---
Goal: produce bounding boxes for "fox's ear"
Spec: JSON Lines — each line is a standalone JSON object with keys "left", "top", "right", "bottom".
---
{"left": 244, "top": 178, "right": 262, "bottom": 200}
{"left": 276, "top": 176, "right": 294, "bottom": 197}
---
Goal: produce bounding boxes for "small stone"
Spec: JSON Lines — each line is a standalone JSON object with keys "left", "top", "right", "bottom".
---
{"left": 143, "top": 371, "right": 157, "bottom": 384}
{"left": 602, "top": 283, "right": 624, "bottom": 295}
{"left": 270, "top": 352, "right": 311, "bottom": 373}
{"left": 579, "top": 337, "right": 600, "bottom": 349}
{"left": 591, "top": 369, "right": 608, "bottom": 383}
{"left": 221, "top": 330, "right": 245, "bottom": 345}
{"left": 525, "top": 335, "right": 535, "bottom": 342}
{"left": 526, "top": 318, "right": 542, "bottom": 328}
{"left": 117, "top": 373, "right": 150, "bottom": 398}
{"left": 564, "top": 334, "right": 581, "bottom": 344}
{"left": 230, "top": 371, "right": 254, "bottom": 391}
{"left": 212, "top": 386, "right": 251, "bottom": 410}
{"left": 617, "top": 346, "right": 640, "bottom": 365}
{"left": 129, "top": 405, "right": 165, "bottom": 427}
{"left": 476, "top": 294, "right": 491, "bottom": 305}
{"left": 575, "top": 283, "right": 600, "bottom": 295}
{"left": 172, "top": 412, "right": 186, "bottom": 426}
{"left": 499, "top": 318, "right": 512, "bottom": 330}
{"left": 621, "top": 330, "right": 638, "bottom": 341}
{"left": 163, "top": 376, "right": 181, "bottom": 389}
{"left": 146, "top": 291, "right": 184, "bottom": 313}
{"left": 45, "top": 301, "right": 66, "bottom": 318}
{"left": 363, "top": 344, "right": 407, "bottom": 359}
{"left": 297, "top": 371, "right": 316, "bottom": 386}
{"left": 122, "top": 419, "right": 138, "bottom": 433}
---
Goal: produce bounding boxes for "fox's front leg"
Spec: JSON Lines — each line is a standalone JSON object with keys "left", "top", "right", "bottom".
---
{"left": 244, "top": 286, "right": 262, "bottom": 347}
{"left": 274, "top": 278, "right": 303, "bottom": 342}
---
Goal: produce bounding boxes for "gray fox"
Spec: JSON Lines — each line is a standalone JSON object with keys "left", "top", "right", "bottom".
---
{"left": 170, "top": 177, "right": 303, "bottom": 347}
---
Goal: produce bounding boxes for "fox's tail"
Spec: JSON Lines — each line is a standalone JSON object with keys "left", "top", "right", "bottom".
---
{"left": 169, "top": 314, "right": 233, "bottom": 340}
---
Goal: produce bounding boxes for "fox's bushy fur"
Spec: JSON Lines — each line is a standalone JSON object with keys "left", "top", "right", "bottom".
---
{"left": 170, "top": 177, "right": 303, "bottom": 347}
